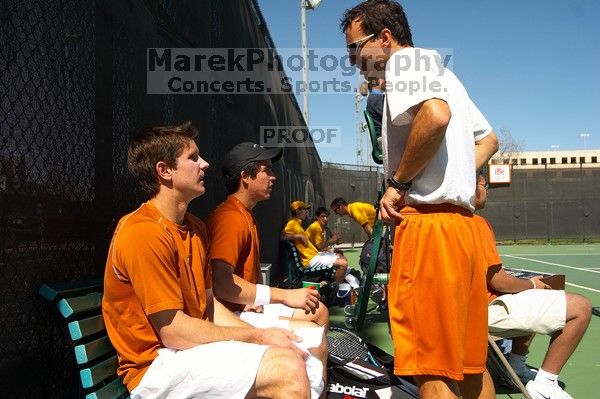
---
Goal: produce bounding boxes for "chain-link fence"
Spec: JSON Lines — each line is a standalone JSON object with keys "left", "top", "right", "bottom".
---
{"left": 0, "top": 0, "right": 322, "bottom": 396}
{"left": 321, "top": 162, "right": 384, "bottom": 245}
{"left": 480, "top": 165, "right": 600, "bottom": 242}
{"left": 321, "top": 162, "right": 600, "bottom": 244}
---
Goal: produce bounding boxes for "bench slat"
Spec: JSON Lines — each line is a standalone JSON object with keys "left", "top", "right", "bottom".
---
{"left": 84, "top": 377, "right": 129, "bottom": 399}
{"left": 75, "top": 336, "right": 115, "bottom": 364}
{"left": 57, "top": 292, "right": 103, "bottom": 319}
{"left": 80, "top": 355, "right": 119, "bottom": 388}
{"left": 39, "top": 278, "right": 104, "bottom": 302}
{"left": 68, "top": 314, "right": 105, "bottom": 341}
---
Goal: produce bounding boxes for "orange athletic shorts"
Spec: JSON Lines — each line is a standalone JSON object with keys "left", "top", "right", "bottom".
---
{"left": 388, "top": 204, "right": 488, "bottom": 380}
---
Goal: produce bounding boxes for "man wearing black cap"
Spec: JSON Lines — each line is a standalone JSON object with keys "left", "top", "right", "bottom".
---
{"left": 206, "top": 142, "right": 328, "bottom": 397}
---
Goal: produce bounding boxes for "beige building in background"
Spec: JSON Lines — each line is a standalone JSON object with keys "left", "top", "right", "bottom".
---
{"left": 491, "top": 149, "right": 599, "bottom": 170}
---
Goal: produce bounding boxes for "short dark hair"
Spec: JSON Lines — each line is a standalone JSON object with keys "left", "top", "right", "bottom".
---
{"left": 224, "top": 161, "right": 262, "bottom": 194}
{"left": 127, "top": 121, "right": 198, "bottom": 198}
{"left": 330, "top": 197, "right": 348, "bottom": 209}
{"left": 315, "top": 207, "right": 329, "bottom": 217}
{"left": 340, "top": 0, "right": 413, "bottom": 47}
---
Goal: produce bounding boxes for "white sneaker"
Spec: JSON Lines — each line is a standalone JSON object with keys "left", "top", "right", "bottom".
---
{"left": 525, "top": 380, "right": 573, "bottom": 399}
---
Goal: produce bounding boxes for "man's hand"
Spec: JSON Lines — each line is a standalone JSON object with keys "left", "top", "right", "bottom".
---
{"left": 379, "top": 186, "right": 405, "bottom": 222}
{"left": 531, "top": 275, "right": 552, "bottom": 289}
{"left": 329, "top": 232, "right": 341, "bottom": 244}
{"left": 243, "top": 304, "right": 264, "bottom": 313}
{"left": 284, "top": 288, "right": 321, "bottom": 314}
{"left": 257, "top": 327, "right": 308, "bottom": 359}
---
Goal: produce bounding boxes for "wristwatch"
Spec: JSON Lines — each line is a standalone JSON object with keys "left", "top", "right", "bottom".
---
{"left": 386, "top": 176, "right": 412, "bottom": 192}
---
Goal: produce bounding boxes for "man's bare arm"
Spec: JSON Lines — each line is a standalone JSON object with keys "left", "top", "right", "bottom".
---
{"left": 487, "top": 265, "right": 551, "bottom": 294}
{"left": 475, "top": 132, "right": 499, "bottom": 172}
{"left": 391, "top": 98, "right": 450, "bottom": 183}
{"left": 212, "top": 260, "right": 320, "bottom": 314}
{"left": 212, "top": 260, "right": 259, "bottom": 305}
{"left": 363, "top": 223, "right": 373, "bottom": 239}
{"left": 281, "top": 232, "right": 308, "bottom": 246}
{"left": 148, "top": 308, "right": 307, "bottom": 358}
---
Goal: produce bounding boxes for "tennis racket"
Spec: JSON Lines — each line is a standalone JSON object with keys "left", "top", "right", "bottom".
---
{"left": 327, "top": 327, "right": 381, "bottom": 367}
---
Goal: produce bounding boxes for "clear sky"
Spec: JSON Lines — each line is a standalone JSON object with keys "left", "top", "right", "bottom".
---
{"left": 256, "top": 0, "right": 600, "bottom": 165}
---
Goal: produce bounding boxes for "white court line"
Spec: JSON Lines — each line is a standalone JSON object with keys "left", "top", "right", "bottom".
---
{"left": 565, "top": 282, "right": 600, "bottom": 294}
{"left": 503, "top": 255, "right": 600, "bottom": 274}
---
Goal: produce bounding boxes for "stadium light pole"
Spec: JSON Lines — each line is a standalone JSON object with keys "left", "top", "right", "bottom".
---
{"left": 300, "top": 0, "right": 322, "bottom": 126}
{"left": 580, "top": 133, "right": 590, "bottom": 150}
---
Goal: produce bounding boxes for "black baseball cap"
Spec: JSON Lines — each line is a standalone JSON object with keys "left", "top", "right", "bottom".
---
{"left": 222, "top": 142, "right": 283, "bottom": 178}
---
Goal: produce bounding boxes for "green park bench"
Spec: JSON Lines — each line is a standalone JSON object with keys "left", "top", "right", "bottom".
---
{"left": 282, "top": 241, "right": 332, "bottom": 287}
{"left": 39, "top": 279, "right": 129, "bottom": 399}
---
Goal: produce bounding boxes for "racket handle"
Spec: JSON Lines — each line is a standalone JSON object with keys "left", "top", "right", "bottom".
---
{"left": 373, "top": 273, "right": 389, "bottom": 284}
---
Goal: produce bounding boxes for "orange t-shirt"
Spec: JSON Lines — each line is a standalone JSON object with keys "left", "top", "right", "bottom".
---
{"left": 102, "top": 202, "right": 211, "bottom": 392}
{"left": 473, "top": 214, "right": 503, "bottom": 302}
{"left": 283, "top": 217, "right": 319, "bottom": 267}
{"left": 206, "top": 196, "right": 260, "bottom": 311}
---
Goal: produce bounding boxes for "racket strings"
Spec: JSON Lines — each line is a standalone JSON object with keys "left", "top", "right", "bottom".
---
{"left": 327, "top": 328, "right": 370, "bottom": 362}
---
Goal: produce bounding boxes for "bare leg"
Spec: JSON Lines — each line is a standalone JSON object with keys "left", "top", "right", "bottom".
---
{"left": 458, "top": 370, "right": 496, "bottom": 399}
{"left": 292, "top": 302, "right": 330, "bottom": 328}
{"left": 287, "top": 319, "right": 328, "bottom": 393}
{"left": 249, "top": 347, "right": 310, "bottom": 399}
{"left": 413, "top": 375, "right": 461, "bottom": 399}
{"left": 511, "top": 334, "right": 535, "bottom": 356}
{"left": 540, "top": 292, "right": 591, "bottom": 374}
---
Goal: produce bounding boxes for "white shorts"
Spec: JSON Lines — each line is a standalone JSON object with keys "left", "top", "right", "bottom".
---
{"left": 239, "top": 306, "right": 325, "bottom": 399}
{"left": 488, "top": 289, "right": 566, "bottom": 338}
{"left": 130, "top": 341, "right": 268, "bottom": 399}
{"left": 307, "top": 252, "right": 338, "bottom": 270}
{"left": 239, "top": 303, "right": 295, "bottom": 329}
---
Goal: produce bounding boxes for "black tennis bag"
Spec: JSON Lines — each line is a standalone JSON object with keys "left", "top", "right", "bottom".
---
{"left": 359, "top": 236, "right": 390, "bottom": 275}
{"left": 327, "top": 328, "right": 419, "bottom": 399}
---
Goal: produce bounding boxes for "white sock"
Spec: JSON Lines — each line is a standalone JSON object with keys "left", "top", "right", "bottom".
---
{"left": 535, "top": 368, "right": 559, "bottom": 385}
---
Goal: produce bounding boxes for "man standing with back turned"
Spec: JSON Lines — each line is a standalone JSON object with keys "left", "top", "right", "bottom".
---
{"left": 341, "top": 1, "right": 499, "bottom": 398}
{"left": 102, "top": 122, "right": 311, "bottom": 398}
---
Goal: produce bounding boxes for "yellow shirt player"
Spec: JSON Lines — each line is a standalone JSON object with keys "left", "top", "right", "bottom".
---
{"left": 305, "top": 207, "right": 340, "bottom": 251}
{"left": 330, "top": 197, "right": 376, "bottom": 238}
{"left": 282, "top": 201, "right": 348, "bottom": 284}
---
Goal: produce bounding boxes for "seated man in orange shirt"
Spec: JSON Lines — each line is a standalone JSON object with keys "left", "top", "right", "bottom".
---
{"left": 282, "top": 201, "right": 348, "bottom": 284}
{"left": 207, "top": 143, "right": 328, "bottom": 397}
{"left": 305, "top": 207, "right": 340, "bottom": 251}
{"left": 474, "top": 174, "right": 591, "bottom": 399}
{"left": 330, "top": 197, "right": 375, "bottom": 239}
{"left": 102, "top": 123, "right": 311, "bottom": 398}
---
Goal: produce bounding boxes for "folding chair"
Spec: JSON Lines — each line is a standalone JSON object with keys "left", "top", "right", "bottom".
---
{"left": 364, "top": 110, "right": 383, "bottom": 165}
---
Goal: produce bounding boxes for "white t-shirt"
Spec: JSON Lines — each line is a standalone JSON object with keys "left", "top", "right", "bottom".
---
{"left": 382, "top": 47, "right": 492, "bottom": 211}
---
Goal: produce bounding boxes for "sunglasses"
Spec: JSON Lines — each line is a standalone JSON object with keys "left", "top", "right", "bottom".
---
{"left": 347, "top": 33, "right": 375, "bottom": 55}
